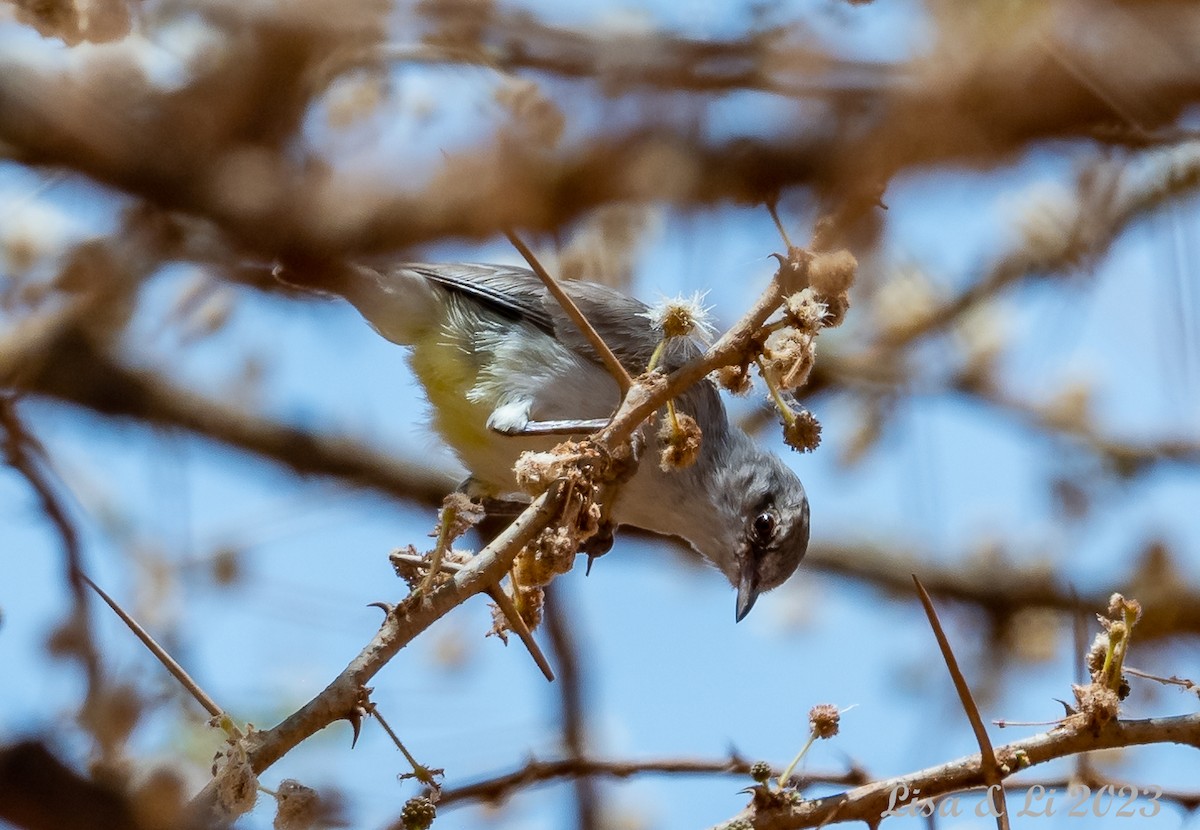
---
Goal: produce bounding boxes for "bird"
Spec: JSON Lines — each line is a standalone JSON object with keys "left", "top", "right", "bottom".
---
{"left": 303, "top": 260, "right": 810, "bottom": 620}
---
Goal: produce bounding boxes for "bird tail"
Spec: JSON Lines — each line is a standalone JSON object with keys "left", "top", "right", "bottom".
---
{"left": 275, "top": 260, "right": 440, "bottom": 346}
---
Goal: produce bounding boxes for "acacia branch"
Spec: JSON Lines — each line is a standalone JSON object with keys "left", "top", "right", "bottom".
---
{"left": 399, "top": 8, "right": 878, "bottom": 99}
{"left": 4, "top": 4, "right": 1200, "bottom": 264}
{"left": 438, "top": 755, "right": 865, "bottom": 809}
{"left": 188, "top": 486, "right": 563, "bottom": 819}
{"left": 0, "top": 318, "right": 454, "bottom": 505}
{"left": 176, "top": 252, "right": 805, "bottom": 817}
{"left": 913, "top": 576, "right": 1009, "bottom": 830}
{"left": 803, "top": 354, "right": 1200, "bottom": 481}
{"left": 506, "top": 229, "right": 632, "bottom": 392}
{"left": 712, "top": 713, "right": 1200, "bottom": 829}
{"left": 953, "top": 375, "right": 1200, "bottom": 479}
{"left": 877, "top": 144, "right": 1200, "bottom": 347}
{"left": 803, "top": 542, "right": 1200, "bottom": 642}
{"left": 598, "top": 262, "right": 790, "bottom": 447}
{"left": 9, "top": 318, "right": 1199, "bottom": 643}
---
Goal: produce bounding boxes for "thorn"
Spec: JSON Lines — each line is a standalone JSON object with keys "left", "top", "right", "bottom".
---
{"left": 1055, "top": 698, "right": 1079, "bottom": 717}
{"left": 505, "top": 227, "right": 632, "bottom": 392}
{"left": 82, "top": 574, "right": 230, "bottom": 726}
{"left": 487, "top": 585, "right": 555, "bottom": 682}
{"left": 766, "top": 197, "right": 794, "bottom": 249}
{"left": 367, "top": 601, "right": 395, "bottom": 617}
{"left": 347, "top": 708, "right": 363, "bottom": 748}
{"left": 347, "top": 686, "right": 375, "bottom": 749}
{"left": 913, "top": 574, "right": 1010, "bottom": 830}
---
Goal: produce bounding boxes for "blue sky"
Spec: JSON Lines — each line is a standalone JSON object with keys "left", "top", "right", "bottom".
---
{"left": 2, "top": 2, "right": 1199, "bottom": 830}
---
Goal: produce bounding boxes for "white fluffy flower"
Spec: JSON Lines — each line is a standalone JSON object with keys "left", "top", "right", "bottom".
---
{"left": 640, "top": 291, "right": 717, "bottom": 344}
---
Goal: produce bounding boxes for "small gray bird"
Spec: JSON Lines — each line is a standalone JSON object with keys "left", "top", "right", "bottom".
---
{"left": 326, "top": 261, "right": 809, "bottom": 620}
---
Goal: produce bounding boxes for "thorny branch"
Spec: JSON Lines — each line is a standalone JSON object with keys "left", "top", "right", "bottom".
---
{"left": 6, "top": 320, "right": 1200, "bottom": 642}
{"left": 437, "top": 756, "right": 866, "bottom": 809}
{"left": 876, "top": 147, "right": 1200, "bottom": 347}
{"left": 710, "top": 713, "right": 1200, "bottom": 830}
{"left": 0, "top": 310, "right": 455, "bottom": 503}
{"left": 434, "top": 755, "right": 1200, "bottom": 817}
{"left": 913, "top": 576, "right": 1009, "bottom": 830}
{"left": 189, "top": 487, "right": 562, "bottom": 819}
{"left": 2, "top": 1, "right": 1200, "bottom": 827}
{"left": 184, "top": 246, "right": 819, "bottom": 818}
{"left": 2, "top": 4, "right": 1199, "bottom": 258}
{"left": 802, "top": 541, "right": 1200, "bottom": 642}
{"left": 805, "top": 352, "right": 1200, "bottom": 479}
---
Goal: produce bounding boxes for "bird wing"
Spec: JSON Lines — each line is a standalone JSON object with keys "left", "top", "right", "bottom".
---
{"left": 402, "top": 262, "right": 695, "bottom": 373}
{"left": 404, "top": 263, "right": 558, "bottom": 335}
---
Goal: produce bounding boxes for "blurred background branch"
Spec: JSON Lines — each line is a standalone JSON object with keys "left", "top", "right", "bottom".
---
{"left": 2, "top": 0, "right": 1200, "bottom": 828}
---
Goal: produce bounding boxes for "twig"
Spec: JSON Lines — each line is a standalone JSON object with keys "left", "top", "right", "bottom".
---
{"left": 188, "top": 486, "right": 565, "bottom": 819}
{"left": 419, "top": 501, "right": 458, "bottom": 595}
{"left": 5, "top": 4, "right": 1200, "bottom": 260}
{"left": 798, "top": 541, "right": 1200, "bottom": 642}
{"left": 81, "top": 575, "right": 231, "bottom": 726}
{"left": 369, "top": 705, "right": 442, "bottom": 789}
{"left": 391, "top": 551, "right": 554, "bottom": 682}
{"left": 912, "top": 575, "right": 1009, "bottom": 830}
{"left": 437, "top": 755, "right": 864, "bottom": 808}
{"left": 0, "top": 324, "right": 454, "bottom": 506}
{"left": 952, "top": 375, "right": 1200, "bottom": 478}
{"left": 1124, "top": 667, "right": 1199, "bottom": 696}
{"left": 505, "top": 228, "right": 633, "bottom": 392}
{"left": 710, "top": 712, "right": 1200, "bottom": 829}
{"left": 806, "top": 353, "right": 1200, "bottom": 481}
{"left": 878, "top": 147, "right": 1200, "bottom": 347}
{"left": 1038, "top": 34, "right": 1148, "bottom": 138}
{"left": 486, "top": 586, "right": 555, "bottom": 683}
{"left": 597, "top": 260, "right": 791, "bottom": 448}
{"left": 767, "top": 199, "right": 795, "bottom": 249}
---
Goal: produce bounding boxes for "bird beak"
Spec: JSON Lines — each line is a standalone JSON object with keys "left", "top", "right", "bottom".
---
{"left": 735, "top": 559, "right": 760, "bottom": 623}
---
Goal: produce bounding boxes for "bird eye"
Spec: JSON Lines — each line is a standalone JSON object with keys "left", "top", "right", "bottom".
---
{"left": 752, "top": 511, "right": 777, "bottom": 544}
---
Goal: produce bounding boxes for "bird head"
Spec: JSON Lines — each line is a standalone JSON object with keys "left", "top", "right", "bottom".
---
{"left": 723, "top": 447, "right": 811, "bottom": 621}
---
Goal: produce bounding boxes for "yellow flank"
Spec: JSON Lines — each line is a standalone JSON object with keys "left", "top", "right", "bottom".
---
{"left": 407, "top": 340, "right": 492, "bottom": 452}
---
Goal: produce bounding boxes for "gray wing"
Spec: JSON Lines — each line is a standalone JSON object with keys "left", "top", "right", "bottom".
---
{"left": 399, "top": 262, "right": 730, "bottom": 445}
{"left": 404, "top": 263, "right": 558, "bottom": 335}
{"left": 404, "top": 262, "right": 701, "bottom": 374}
